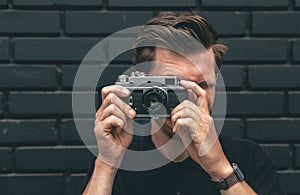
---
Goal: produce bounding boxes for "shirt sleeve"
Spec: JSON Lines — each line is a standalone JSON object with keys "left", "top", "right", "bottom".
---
{"left": 246, "top": 142, "right": 286, "bottom": 195}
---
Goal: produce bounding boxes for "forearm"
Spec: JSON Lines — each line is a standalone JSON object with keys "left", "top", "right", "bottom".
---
{"left": 83, "top": 158, "right": 117, "bottom": 195}
{"left": 209, "top": 160, "right": 257, "bottom": 195}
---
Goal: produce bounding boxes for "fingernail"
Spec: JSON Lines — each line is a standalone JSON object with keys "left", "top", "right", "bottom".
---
{"left": 172, "top": 128, "right": 176, "bottom": 133}
{"left": 122, "top": 88, "right": 130, "bottom": 95}
{"left": 180, "top": 80, "right": 187, "bottom": 84}
{"left": 128, "top": 109, "right": 135, "bottom": 118}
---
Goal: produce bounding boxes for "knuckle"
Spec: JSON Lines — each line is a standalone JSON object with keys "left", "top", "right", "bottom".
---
{"left": 182, "top": 109, "right": 188, "bottom": 115}
{"left": 207, "top": 116, "right": 213, "bottom": 124}
{"left": 107, "top": 115, "right": 115, "bottom": 121}
{"left": 95, "top": 110, "right": 100, "bottom": 118}
{"left": 94, "top": 124, "right": 99, "bottom": 133}
{"left": 177, "top": 110, "right": 184, "bottom": 118}
{"left": 171, "top": 114, "right": 176, "bottom": 121}
{"left": 101, "top": 86, "right": 109, "bottom": 96}
{"left": 187, "top": 118, "right": 193, "bottom": 124}
{"left": 94, "top": 118, "right": 99, "bottom": 126}
{"left": 123, "top": 103, "right": 131, "bottom": 112}
{"left": 101, "top": 87, "right": 107, "bottom": 94}
{"left": 96, "top": 110, "right": 104, "bottom": 118}
{"left": 107, "top": 92, "right": 115, "bottom": 100}
{"left": 177, "top": 118, "right": 183, "bottom": 125}
{"left": 120, "top": 120, "right": 124, "bottom": 127}
{"left": 109, "top": 104, "right": 116, "bottom": 114}
{"left": 94, "top": 120, "right": 102, "bottom": 133}
{"left": 183, "top": 100, "right": 190, "bottom": 105}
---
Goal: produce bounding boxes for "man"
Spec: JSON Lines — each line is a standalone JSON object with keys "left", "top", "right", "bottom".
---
{"left": 83, "top": 12, "right": 285, "bottom": 195}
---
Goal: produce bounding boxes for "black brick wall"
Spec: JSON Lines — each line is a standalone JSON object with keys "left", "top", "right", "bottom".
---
{"left": 0, "top": 0, "right": 299, "bottom": 194}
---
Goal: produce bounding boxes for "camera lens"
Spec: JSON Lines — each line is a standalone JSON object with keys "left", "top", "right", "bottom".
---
{"left": 142, "top": 87, "right": 167, "bottom": 113}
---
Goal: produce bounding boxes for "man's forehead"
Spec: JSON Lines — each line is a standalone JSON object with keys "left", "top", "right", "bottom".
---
{"left": 154, "top": 47, "right": 215, "bottom": 65}
{"left": 187, "top": 48, "right": 215, "bottom": 68}
{"left": 154, "top": 47, "right": 215, "bottom": 74}
{"left": 149, "top": 48, "right": 217, "bottom": 85}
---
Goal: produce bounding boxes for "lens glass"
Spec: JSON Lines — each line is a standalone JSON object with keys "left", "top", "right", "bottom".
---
{"left": 142, "top": 87, "right": 167, "bottom": 113}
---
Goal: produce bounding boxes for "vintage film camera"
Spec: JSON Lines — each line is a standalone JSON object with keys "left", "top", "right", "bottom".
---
{"left": 115, "top": 72, "right": 187, "bottom": 118}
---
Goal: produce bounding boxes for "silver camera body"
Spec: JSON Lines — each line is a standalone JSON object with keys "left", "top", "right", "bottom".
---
{"left": 115, "top": 72, "right": 187, "bottom": 118}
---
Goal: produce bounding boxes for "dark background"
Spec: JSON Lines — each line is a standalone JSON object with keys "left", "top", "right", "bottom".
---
{"left": 0, "top": 0, "right": 300, "bottom": 194}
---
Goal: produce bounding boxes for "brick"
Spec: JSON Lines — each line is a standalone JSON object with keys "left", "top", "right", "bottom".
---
{"left": 15, "top": 146, "right": 95, "bottom": 172}
{"left": 61, "top": 119, "right": 82, "bottom": 144}
{"left": 65, "top": 174, "right": 86, "bottom": 195}
{"left": 62, "top": 64, "right": 131, "bottom": 90}
{"left": 0, "top": 65, "right": 56, "bottom": 89}
{"left": 261, "top": 144, "right": 291, "bottom": 169}
{"left": 0, "top": 0, "right": 7, "bottom": 6}
{"left": 61, "top": 119, "right": 95, "bottom": 145}
{"left": 0, "top": 174, "right": 63, "bottom": 195}
{"left": 248, "top": 66, "right": 300, "bottom": 89}
{"left": 253, "top": 12, "right": 300, "bottom": 35}
{"left": 7, "top": 92, "right": 99, "bottom": 118}
{"left": 218, "top": 118, "right": 244, "bottom": 138}
{"left": 0, "top": 38, "right": 9, "bottom": 61}
{"left": 295, "top": 0, "right": 300, "bottom": 7}
{"left": 9, "top": 92, "right": 72, "bottom": 116}
{"left": 293, "top": 40, "right": 300, "bottom": 62}
{"left": 227, "top": 92, "right": 285, "bottom": 116}
{"left": 200, "top": 12, "right": 248, "bottom": 36}
{"left": 0, "top": 11, "right": 59, "bottom": 34}
{"left": 289, "top": 92, "right": 300, "bottom": 114}
{"left": 109, "top": 0, "right": 195, "bottom": 7}
{"left": 222, "top": 39, "right": 287, "bottom": 63}
{"left": 247, "top": 119, "right": 300, "bottom": 141}
{"left": 202, "top": 0, "right": 288, "bottom": 8}
{"left": 65, "top": 11, "right": 153, "bottom": 35}
{"left": 295, "top": 145, "right": 300, "bottom": 168}
{"left": 13, "top": 0, "right": 102, "bottom": 7}
{"left": 0, "top": 120, "right": 57, "bottom": 144}
{"left": 62, "top": 65, "right": 96, "bottom": 90}
{"left": 0, "top": 148, "right": 12, "bottom": 172}
{"left": 220, "top": 65, "right": 243, "bottom": 89}
{"left": 14, "top": 38, "right": 104, "bottom": 62}
{"left": 0, "top": 93, "right": 3, "bottom": 116}
{"left": 108, "top": 37, "right": 135, "bottom": 62}
{"left": 278, "top": 171, "right": 300, "bottom": 194}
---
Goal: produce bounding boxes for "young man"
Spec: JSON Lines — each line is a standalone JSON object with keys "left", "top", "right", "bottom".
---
{"left": 83, "top": 12, "right": 285, "bottom": 195}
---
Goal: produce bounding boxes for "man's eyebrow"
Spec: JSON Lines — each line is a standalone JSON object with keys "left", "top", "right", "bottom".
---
{"left": 198, "top": 80, "right": 217, "bottom": 85}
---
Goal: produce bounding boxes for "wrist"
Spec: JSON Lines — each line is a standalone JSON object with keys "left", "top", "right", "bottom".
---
{"left": 95, "top": 158, "right": 118, "bottom": 175}
{"left": 208, "top": 161, "right": 233, "bottom": 181}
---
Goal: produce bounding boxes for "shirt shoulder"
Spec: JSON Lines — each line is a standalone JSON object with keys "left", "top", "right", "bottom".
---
{"left": 219, "top": 136, "right": 286, "bottom": 194}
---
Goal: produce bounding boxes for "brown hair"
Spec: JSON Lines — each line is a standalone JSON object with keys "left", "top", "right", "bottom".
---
{"left": 132, "top": 12, "right": 228, "bottom": 70}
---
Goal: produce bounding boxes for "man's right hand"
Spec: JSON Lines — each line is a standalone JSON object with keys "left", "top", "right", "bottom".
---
{"left": 94, "top": 85, "right": 136, "bottom": 168}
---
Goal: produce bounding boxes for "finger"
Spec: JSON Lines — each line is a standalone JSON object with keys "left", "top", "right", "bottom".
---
{"left": 98, "top": 104, "right": 127, "bottom": 123}
{"left": 171, "top": 107, "right": 199, "bottom": 126}
{"left": 94, "top": 117, "right": 99, "bottom": 127}
{"left": 171, "top": 100, "right": 199, "bottom": 116}
{"left": 101, "top": 115, "right": 125, "bottom": 131}
{"left": 173, "top": 118, "right": 199, "bottom": 148}
{"left": 97, "top": 93, "right": 136, "bottom": 119}
{"left": 94, "top": 118, "right": 107, "bottom": 137}
{"left": 101, "top": 85, "right": 130, "bottom": 101}
{"left": 113, "top": 126, "right": 123, "bottom": 136}
{"left": 173, "top": 117, "right": 197, "bottom": 133}
{"left": 180, "top": 80, "right": 209, "bottom": 112}
{"left": 180, "top": 80, "right": 206, "bottom": 98}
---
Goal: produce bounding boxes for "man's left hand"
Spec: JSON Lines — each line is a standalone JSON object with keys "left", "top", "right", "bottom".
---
{"left": 171, "top": 80, "right": 233, "bottom": 180}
